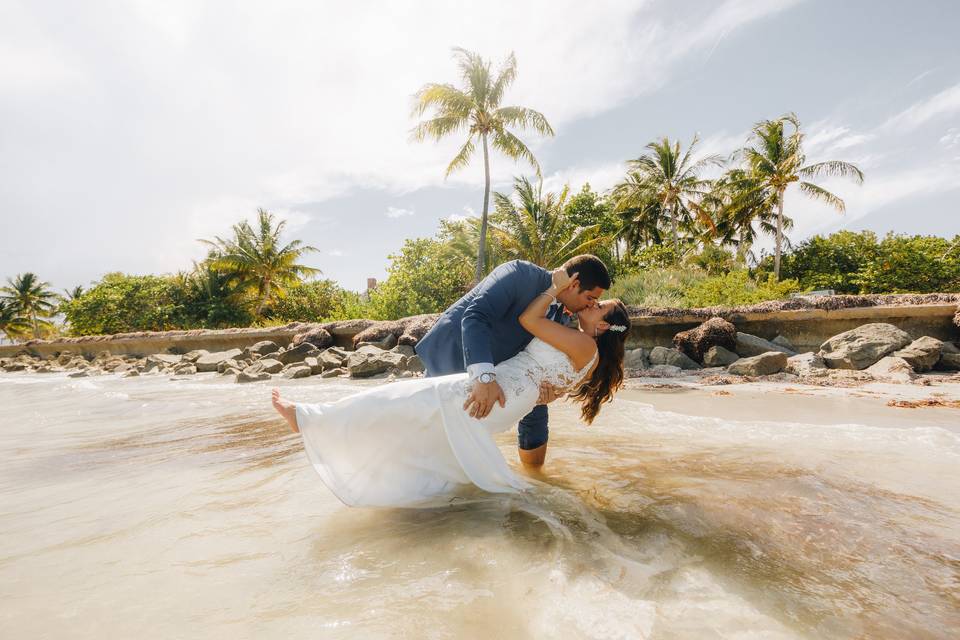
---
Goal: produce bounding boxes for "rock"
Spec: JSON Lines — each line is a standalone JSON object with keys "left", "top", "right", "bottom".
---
{"left": 391, "top": 344, "right": 417, "bottom": 358}
{"left": 865, "top": 356, "right": 917, "bottom": 383}
{"left": 649, "top": 346, "right": 701, "bottom": 370}
{"left": 304, "top": 356, "right": 322, "bottom": 375}
{"left": 673, "top": 317, "right": 737, "bottom": 363}
{"left": 277, "top": 343, "right": 321, "bottom": 365}
{"left": 221, "top": 366, "right": 241, "bottom": 376}
{"left": 236, "top": 368, "right": 272, "bottom": 383}
{"left": 282, "top": 364, "right": 313, "bottom": 379}
{"left": 772, "top": 335, "right": 795, "bottom": 350}
{"left": 181, "top": 350, "right": 210, "bottom": 363}
{"left": 146, "top": 354, "right": 182, "bottom": 367}
{"left": 291, "top": 327, "right": 333, "bottom": 350}
{"left": 67, "top": 370, "right": 89, "bottom": 378}
{"left": 735, "top": 332, "right": 796, "bottom": 357}
{"left": 818, "top": 323, "right": 912, "bottom": 370}
{"left": 703, "top": 345, "right": 739, "bottom": 367}
{"left": 937, "top": 352, "right": 960, "bottom": 370}
{"left": 784, "top": 352, "right": 828, "bottom": 376}
{"left": 255, "top": 358, "right": 284, "bottom": 374}
{"left": 891, "top": 336, "right": 943, "bottom": 372}
{"left": 624, "top": 348, "right": 649, "bottom": 370}
{"left": 245, "top": 340, "right": 280, "bottom": 357}
{"left": 644, "top": 364, "right": 684, "bottom": 377}
{"left": 172, "top": 363, "right": 198, "bottom": 375}
{"left": 56, "top": 353, "right": 74, "bottom": 366}
{"left": 194, "top": 349, "right": 244, "bottom": 372}
{"left": 2, "top": 362, "right": 27, "bottom": 372}
{"left": 728, "top": 351, "right": 788, "bottom": 376}
{"left": 321, "top": 367, "right": 347, "bottom": 378}
{"left": 941, "top": 341, "right": 959, "bottom": 354}
{"left": 112, "top": 363, "right": 131, "bottom": 374}
{"left": 121, "top": 369, "right": 140, "bottom": 378}
{"left": 403, "top": 354, "right": 425, "bottom": 373}
{"left": 319, "top": 348, "right": 348, "bottom": 371}
{"left": 345, "top": 349, "right": 406, "bottom": 378}
{"left": 217, "top": 358, "right": 240, "bottom": 374}
{"left": 357, "top": 333, "right": 399, "bottom": 351}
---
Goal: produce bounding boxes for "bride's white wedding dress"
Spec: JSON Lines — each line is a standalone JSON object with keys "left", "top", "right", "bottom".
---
{"left": 294, "top": 337, "right": 597, "bottom": 507}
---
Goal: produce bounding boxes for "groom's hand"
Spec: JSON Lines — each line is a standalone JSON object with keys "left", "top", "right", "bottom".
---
{"left": 464, "top": 381, "right": 506, "bottom": 419}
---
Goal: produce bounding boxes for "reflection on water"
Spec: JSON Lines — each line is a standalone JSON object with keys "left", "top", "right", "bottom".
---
{"left": 1, "top": 372, "right": 958, "bottom": 639}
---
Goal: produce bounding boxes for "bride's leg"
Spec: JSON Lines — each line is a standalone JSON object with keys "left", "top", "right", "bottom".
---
{"left": 271, "top": 387, "right": 300, "bottom": 433}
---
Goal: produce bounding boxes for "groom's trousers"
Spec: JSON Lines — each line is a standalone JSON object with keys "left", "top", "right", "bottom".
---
{"left": 517, "top": 404, "right": 549, "bottom": 450}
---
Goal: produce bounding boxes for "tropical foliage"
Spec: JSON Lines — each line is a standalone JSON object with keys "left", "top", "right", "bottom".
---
{"left": 412, "top": 47, "right": 554, "bottom": 281}
{"left": 0, "top": 273, "right": 59, "bottom": 339}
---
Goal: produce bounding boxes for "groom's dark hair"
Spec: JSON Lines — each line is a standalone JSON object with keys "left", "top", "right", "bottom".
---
{"left": 563, "top": 254, "right": 610, "bottom": 292}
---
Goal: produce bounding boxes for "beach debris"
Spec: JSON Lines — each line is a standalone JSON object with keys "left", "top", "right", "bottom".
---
{"left": 887, "top": 397, "right": 960, "bottom": 409}
{"left": 818, "top": 323, "right": 912, "bottom": 370}
{"left": 727, "top": 351, "right": 788, "bottom": 376}
{"left": 649, "top": 346, "right": 701, "bottom": 370}
{"left": 703, "top": 345, "right": 739, "bottom": 367}
{"left": 735, "top": 332, "right": 795, "bottom": 357}
{"left": 672, "top": 317, "right": 736, "bottom": 363}
{"left": 891, "top": 336, "right": 943, "bottom": 372}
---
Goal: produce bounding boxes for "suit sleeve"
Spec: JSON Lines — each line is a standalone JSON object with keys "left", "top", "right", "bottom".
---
{"left": 461, "top": 263, "right": 528, "bottom": 368}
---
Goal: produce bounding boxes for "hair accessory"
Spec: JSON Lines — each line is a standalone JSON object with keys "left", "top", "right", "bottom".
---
{"left": 608, "top": 324, "right": 627, "bottom": 332}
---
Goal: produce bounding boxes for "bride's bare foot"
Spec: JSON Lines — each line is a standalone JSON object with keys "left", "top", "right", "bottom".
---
{"left": 272, "top": 387, "right": 299, "bottom": 433}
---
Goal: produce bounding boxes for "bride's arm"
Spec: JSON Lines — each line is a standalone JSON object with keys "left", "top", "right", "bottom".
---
{"left": 519, "top": 270, "right": 596, "bottom": 367}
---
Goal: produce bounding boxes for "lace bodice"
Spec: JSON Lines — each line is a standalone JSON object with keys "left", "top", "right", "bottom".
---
{"left": 493, "top": 337, "right": 598, "bottom": 402}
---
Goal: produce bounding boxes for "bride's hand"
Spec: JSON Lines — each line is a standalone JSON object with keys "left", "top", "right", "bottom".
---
{"left": 551, "top": 268, "right": 578, "bottom": 293}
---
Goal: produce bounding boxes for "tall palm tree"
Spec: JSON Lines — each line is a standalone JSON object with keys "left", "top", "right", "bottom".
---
{"left": 200, "top": 209, "right": 320, "bottom": 318}
{"left": 491, "top": 176, "right": 605, "bottom": 267}
{"left": 411, "top": 47, "right": 554, "bottom": 281}
{"left": 0, "top": 272, "right": 58, "bottom": 339}
{"left": 610, "top": 136, "right": 722, "bottom": 255}
{"left": 0, "top": 299, "right": 30, "bottom": 343}
{"left": 62, "top": 285, "right": 84, "bottom": 301}
{"left": 707, "top": 168, "right": 785, "bottom": 264}
{"left": 733, "top": 113, "right": 863, "bottom": 278}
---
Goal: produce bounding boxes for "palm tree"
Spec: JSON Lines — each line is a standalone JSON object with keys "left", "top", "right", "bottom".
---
{"left": 411, "top": 47, "right": 554, "bottom": 281}
{"left": 490, "top": 176, "right": 605, "bottom": 267}
{"left": 733, "top": 113, "right": 863, "bottom": 278}
{"left": 200, "top": 209, "right": 320, "bottom": 318}
{"left": 62, "top": 285, "right": 84, "bottom": 301}
{"left": 610, "top": 136, "right": 722, "bottom": 255}
{"left": 707, "top": 168, "right": 785, "bottom": 265}
{"left": 0, "top": 299, "right": 30, "bottom": 343}
{"left": 0, "top": 272, "right": 58, "bottom": 339}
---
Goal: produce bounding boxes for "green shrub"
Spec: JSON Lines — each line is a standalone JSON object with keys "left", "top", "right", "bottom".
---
{"left": 684, "top": 271, "right": 800, "bottom": 307}
{"left": 269, "top": 279, "right": 358, "bottom": 322}
{"left": 63, "top": 273, "right": 191, "bottom": 335}
{"left": 609, "top": 267, "right": 708, "bottom": 307}
{"left": 856, "top": 234, "right": 960, "bottom": 293}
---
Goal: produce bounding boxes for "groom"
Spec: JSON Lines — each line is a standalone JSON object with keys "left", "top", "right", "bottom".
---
{"left": 415, "top": 254, "right": 610, "bottom": 468}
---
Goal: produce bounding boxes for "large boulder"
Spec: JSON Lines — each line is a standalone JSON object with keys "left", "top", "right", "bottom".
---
{"left": 784, "top": 352, "right": 828, "bottom": 376}
{"left": 937, "top": 352, "right": 960, "bottom": 370}
{"left": 818, "top": 323, "right": 912, "bottom": 370}
{"left": 195, "top": 348, "right": 244, "bottom": 372}
{"left": 772, "top": 335, "right": 795, "bottom": 351}
{"left": 673, "top": 317, "right": 736, "bottom": 363}
{"left": 865, "top": 356, "right": 917, "bottom": 383}
{"left": 181, "top": 350, "right": 209, "bottom": 363}
{"left": 254, "top": 358, "right": 284, "bottom": 374}
{"left": 403, "top": 354, "right": 425, "bottom": 374}
{"left": 649, "top": 346, "right": 701, "bottom": 370}
{"left": 172, "top": 362, "right": 197, "bottom": 375}
{"left": 277, "top": 343, "right": 321, "bottom": 365}
{"left": 236, "top": 368, "right": 271, "bottom": 383}
{"left": 624, "top": 348, "right": 649, "bottom": 370}
{"left": 146, "top": 354, "right": 182, "bottom": 368}
{"left": 356, "top": 333, "right": 399, "bottom": 350}
{"left": 891, "top": 336, "right": 943, "bottom": 372}
{"left": 735, "top": 332, "right": 796, "bottom": 357}
{"left": 703, "top": 345, "right": 739, "bottom": 367}
{"left": 291, "top": 327, "right": 333, "bottom": 350}
{"left": 318, "top": 347, "right": 348, "bottom": 371}
{"left": 728, "top": 351, "right": 788, "bottom": 376}
{"left": 282, "top": 364, "right": 313, "bottom": 379}
{"left": 245, "top": 340, "right": 280, "bottom": 357}
{"left": 345, "top": 348, "right": 406, "bottom": 378}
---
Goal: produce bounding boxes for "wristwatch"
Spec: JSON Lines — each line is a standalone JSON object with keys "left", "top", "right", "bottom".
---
{"left": 478, "top": 372, "right": 497, "bottom": 384}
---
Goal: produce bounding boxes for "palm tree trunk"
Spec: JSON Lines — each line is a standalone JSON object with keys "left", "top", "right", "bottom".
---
{"left": 667, "top": 198, "right": 679, "bottom": 255}
{"left": 31, "top": 310, "right": 39, "bottom": 339}
{"left": 774, "top": 190, "right": 785, "bottom": 279}
{"left": 255, "top": 280, "right": 272, "bottom": 317}
{"left": 476, "top": 133, "right": 491, "bottom": 283}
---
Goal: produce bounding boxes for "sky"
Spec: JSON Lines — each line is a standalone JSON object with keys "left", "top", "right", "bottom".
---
{"left": 2, "top": 0, "right": 959, "bottom": 293}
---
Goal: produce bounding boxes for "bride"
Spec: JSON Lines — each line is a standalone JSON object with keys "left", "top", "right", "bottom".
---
{"left": 271, "top": 269, "right": 631, "bottom": 507}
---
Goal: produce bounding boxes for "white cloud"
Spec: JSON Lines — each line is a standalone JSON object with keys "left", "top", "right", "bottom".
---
{"left": 385, "top": 206, "right": 414, "bottom": 218}
{"left": 880, "top": 83, "right": 960, "bottom": 133}
{"left": 940, "top": 127, "right": 960, "bottom": 149}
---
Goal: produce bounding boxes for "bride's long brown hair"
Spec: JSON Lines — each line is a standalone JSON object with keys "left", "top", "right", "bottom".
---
{"left": 570, "top": 299, "right": 630, "bottom": 424}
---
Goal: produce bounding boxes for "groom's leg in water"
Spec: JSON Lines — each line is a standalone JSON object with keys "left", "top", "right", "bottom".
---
{"left": 517, "top": 404, "right": 548, "bottom": 468}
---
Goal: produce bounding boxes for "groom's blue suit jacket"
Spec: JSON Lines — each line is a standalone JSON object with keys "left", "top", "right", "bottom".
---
{"left": 416, "top": 260, "right": 553, "bottom": 376}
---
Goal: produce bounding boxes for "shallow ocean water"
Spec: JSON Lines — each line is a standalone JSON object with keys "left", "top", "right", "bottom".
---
{"left": 1, "top": 371, "right": 958, "bottom": 639}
